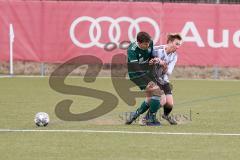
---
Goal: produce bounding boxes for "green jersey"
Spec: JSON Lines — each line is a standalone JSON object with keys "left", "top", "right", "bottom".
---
{"left": 127, "top": 41, "right": 153, "bottom": 90}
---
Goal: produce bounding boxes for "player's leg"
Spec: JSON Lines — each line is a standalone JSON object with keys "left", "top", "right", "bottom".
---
{"left": 139, "top": 82, "right": 162, "bottom": 126}
{"left": 125, "top": 88, "right": 150, "bottom": 125}
{"left": 144, "top": 95, "right": 160, "bottom": 125}
{"left": 161, "top": 83, "right": 177, "bottom": 125}
{"left": 125, "top": 82, "right": 161, "bottom": 125}
{"left": 125, "top": 99, "right": 150, "bottom": 125}
{"left": 160, "top": 94, "right": 166, "bottom": 107}
{"left": 125, "top": 76, "right": 151, "bottom": 125}
{"left": 163, "top": 94, "right": 174, "bottom": 116}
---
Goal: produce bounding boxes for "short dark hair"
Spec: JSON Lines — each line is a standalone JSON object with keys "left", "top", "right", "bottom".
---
{"left": 167, "top": 33, "right": 182, "bottom": 43}
{"left": 137, "top": 32, "right": 151, "bottom": 43}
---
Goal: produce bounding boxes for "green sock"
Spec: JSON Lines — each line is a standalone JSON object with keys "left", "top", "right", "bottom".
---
{"left": 136, "top": 101, "right": 149, "bottom": 115}
{"left": 129, "top": 101, "right": 149, "bottom": 122}
{"left": 148, "top": 97, "right": 160, "bottom": 122}
{"left": 149, "top": 98, "right": 160, "bottom": 113}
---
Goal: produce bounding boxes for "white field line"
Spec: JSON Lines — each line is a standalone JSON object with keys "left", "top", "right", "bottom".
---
{"left": 0, "top": 129, "right": 240, "bottom": 136}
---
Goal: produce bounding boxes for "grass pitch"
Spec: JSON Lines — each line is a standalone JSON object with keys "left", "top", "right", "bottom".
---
{"left": 0, "top": 77, "right": 240, "bottom": 160}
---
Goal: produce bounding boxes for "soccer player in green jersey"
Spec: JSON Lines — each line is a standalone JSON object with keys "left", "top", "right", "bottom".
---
{"left": 125, "top": 31, "right": 162, "bottom": 126}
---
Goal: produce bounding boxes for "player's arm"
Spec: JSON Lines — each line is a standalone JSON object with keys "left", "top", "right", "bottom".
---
{"left": 150, "top": 45, "right": 166, "bottom": 66}
{"left": 166, "top": 54, "right": 178, "bottom": 75}
{"left": 127, "top": 49, "right": 140, "bottom": 80}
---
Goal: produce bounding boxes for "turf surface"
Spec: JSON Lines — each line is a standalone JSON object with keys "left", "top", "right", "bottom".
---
{"left": 0, "top": 77, "right": 240, "bottom": 160}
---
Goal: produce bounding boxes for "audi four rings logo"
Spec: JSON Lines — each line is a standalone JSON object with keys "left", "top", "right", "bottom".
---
{"left": 69, "top": 16, "right": 160, "bottom": 48}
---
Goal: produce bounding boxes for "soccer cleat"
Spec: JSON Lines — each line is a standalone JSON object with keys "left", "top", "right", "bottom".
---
{"left": 140, "top": 111, "right": 161, "bottom": 126}
{"left": 125, "top": 118, "right": 135, "bottom": 125}
{"left": 125, "top": 112, "right": 138, "bottom": 125}
{"left": 139, "top": 117, "right": 161, "bottom": 126}
{"left": 162, "top": 114, "right": 177, "bottom": 125}
{"left": 146, "top": 120, "right": 161, "bottom": 126}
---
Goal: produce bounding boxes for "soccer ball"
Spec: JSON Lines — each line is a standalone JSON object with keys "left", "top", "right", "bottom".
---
{"left": 34, "top": 112, "right": 49, "bottom": 127}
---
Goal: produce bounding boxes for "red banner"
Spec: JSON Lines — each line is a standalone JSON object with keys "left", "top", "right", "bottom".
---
{"left": 1, "top": 1, "right": 240, "bottom": 66}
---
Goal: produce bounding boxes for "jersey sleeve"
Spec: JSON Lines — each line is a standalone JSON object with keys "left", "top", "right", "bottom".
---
{"left": 127, "top": 48, "right": 139, "bottom": 80}
{"left": 167, "top": 54, "right": 178, "bottom": 75}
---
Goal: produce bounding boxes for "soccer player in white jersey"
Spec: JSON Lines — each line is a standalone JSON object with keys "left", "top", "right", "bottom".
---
{"left": 151, "top": 33, "right": 182, "bottom": 125}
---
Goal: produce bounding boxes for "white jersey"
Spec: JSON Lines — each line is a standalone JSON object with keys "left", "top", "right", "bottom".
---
{"left": 152, "top": 45, "right": 178, "bottom": 84}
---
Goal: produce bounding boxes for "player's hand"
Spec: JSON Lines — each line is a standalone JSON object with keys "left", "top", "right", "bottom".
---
{"left": 147, "top": 81, "right": 156, "bottom": 88}
{"left": 149, "top": 58, "right": 162, "bottom": 65}
{"left": 149, "top": 58, "right": 159, "bottom": 65}
{"left": 158, "top": 59, "right": 165, "bottom": 65}
{"left": 149, "top": 58, "right": 155, "bottom": 65}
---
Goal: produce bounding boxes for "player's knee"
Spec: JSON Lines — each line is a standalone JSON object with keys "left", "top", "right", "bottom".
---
{"left": 166, "top": 95, "right": 174, "bottom": 104}
{"left": 160, "top": 98, "right": 166, "bottom": 106}
{"left": 145, "top": 82, "right": 161, "bottom": 97}
{"left": 166, "top": 99, "right": 174, "bottom": 107}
